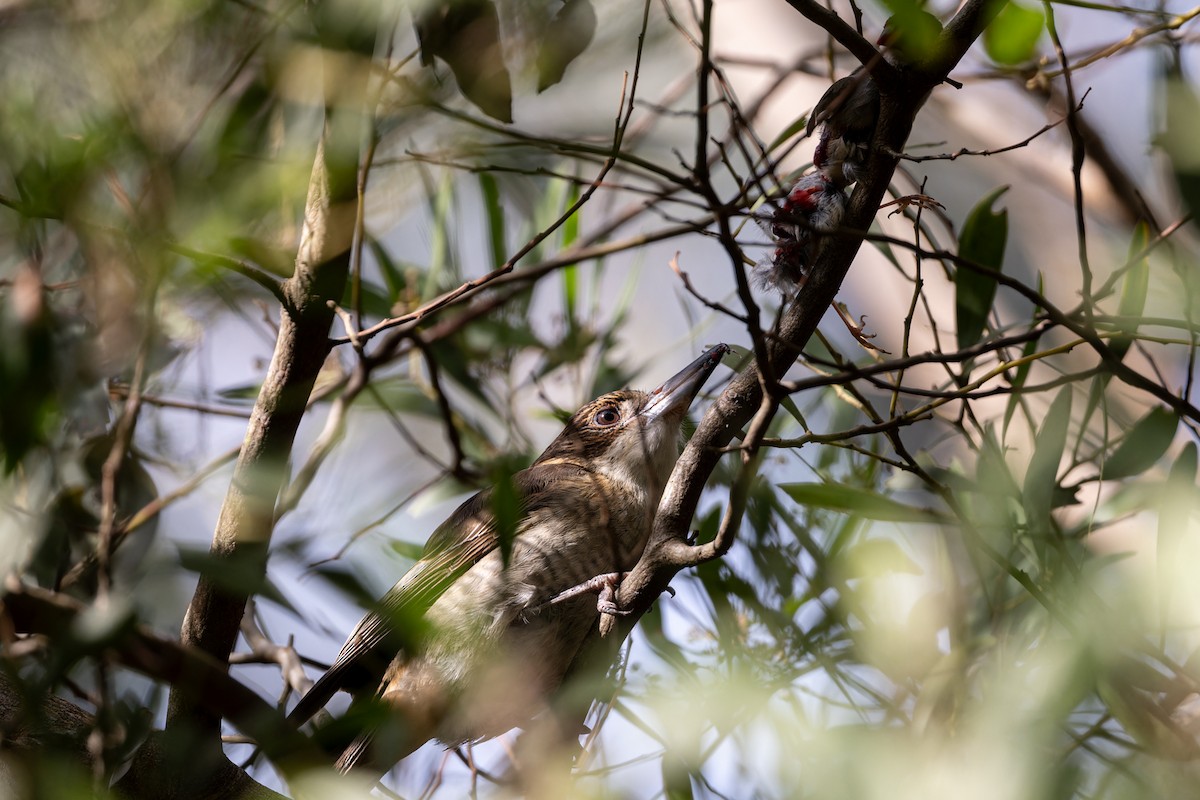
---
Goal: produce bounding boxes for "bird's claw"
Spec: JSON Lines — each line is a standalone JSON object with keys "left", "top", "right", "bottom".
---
{"left": 881, "top": 193, "right": 945, "bottom": 217}
{"left": 540, "top": 572, "right": 631, "bottom": 616}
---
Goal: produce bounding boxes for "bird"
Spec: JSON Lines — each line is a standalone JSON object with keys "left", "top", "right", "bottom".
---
{"left": 753, "top": 172, "right": 848, "bottom": 296}
{"left": 806, "top": 10, "right": 944, "bottom": 186}
{"left": 287, "top": 344, "right": 729, "bottom": 775}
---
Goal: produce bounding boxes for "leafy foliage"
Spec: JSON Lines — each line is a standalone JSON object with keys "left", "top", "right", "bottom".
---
{"left": 2, "top": 1, "right": 1200, "bottom": 799}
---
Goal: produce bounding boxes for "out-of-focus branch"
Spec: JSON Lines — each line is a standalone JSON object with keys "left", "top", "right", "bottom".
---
{"left": 781, "top": 0, "right": 896, "bottom": 87}
{"left": 0, "top": 580, "right": 316, "bottom": 798}
{"left": 163, "top": 2, "right": 371, "bottom": 765}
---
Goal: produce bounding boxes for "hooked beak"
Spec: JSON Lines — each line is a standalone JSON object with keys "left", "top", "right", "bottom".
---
{"left": 642, "top": 344, "right": 729, "bottom": 421}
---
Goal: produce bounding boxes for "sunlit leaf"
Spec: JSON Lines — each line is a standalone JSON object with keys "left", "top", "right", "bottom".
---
{"left": 984, "top": 2, "right": 1044, "bottom": 65}
{"left": 836, "top": 537, "right": 924, "bottom": 579}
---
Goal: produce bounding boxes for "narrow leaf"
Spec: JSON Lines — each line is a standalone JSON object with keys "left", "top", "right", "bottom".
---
{"left": 1109, "top": 222, "right": 1151, "bottom": 363}
{"left": 478, "top": 173, "right": 506, "bottom": 271}
{"left": 1022, "top": 387, "right": 1072, "bottom": 531}
{"left": 1161, "top": 68, "right": 1200, "bottom": 216}
{"left": 1101, "top": 407, "right": 1178, "bottom": 481}
{"left": 955, "top": 186, "right": 1009, "bottom": 350}
{"left": 780, "top": 483, "right": 948, "bottom": 524}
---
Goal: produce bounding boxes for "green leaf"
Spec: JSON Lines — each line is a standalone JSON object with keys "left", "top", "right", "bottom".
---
{"left": 478, "top": 173, "right": 507, "bottom": 271}
{"left": 536, "top": 0, "right": 596, "bottom": 92}
{"left": 662, "top": 751, "right": 696, "bottom": 800}
{"left": 1022, "top": 387, "right": 1072, "bottom": 531}
{"left": 1002, "top": 327, "right": 1042, "bottom": 438}
{"left": 367, "top": 235, "right": 415, "bottom": 305}
{"left": 867, "top": 220, "right": 904, "bottom": 270}
{"left": 489, "top": 458, "right": 524, "bottom": 567}
{"left": 1109, "top": 222, "right": 1151, "bottom": 363}
{"left": 1101, "top": 407, "right": 1178, "bottom": 481}
{"left": 766, "top": 113, "right": 810, "bottom": 155}
{"left": 836, "top": 537, "right": 924, "bottom": 579}
{"left": 955, "top": 186, "right": 1009, "bottom": 350}
{"left": 984, "top": 2, "right": 1044, "bottom": 65}
{"left": 1161, "top": 70, "right": 1200, "bottom": 217}
{"left": 362, "top": 378, "right": 442, "bottom": 417}
{"left": 779, "top": 395, "right": 809, "bottom": 432}
{"left": 414, "top": 0, "right": 512, "bottom": 122}
{"left": 1158, "top": 443, "right": 1197, "bottom": 613}
{"left": 388, "top": 540, "right": 426, "bottom": 561}
{"left": 779, "top": 483, "right": 948, "bottom": 524}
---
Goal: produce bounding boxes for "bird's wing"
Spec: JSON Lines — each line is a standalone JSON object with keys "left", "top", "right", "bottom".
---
{"left": 287, "top": 467, "right": 568, "bottom": 726}
{"left": 807, "top": 74, "right": 854, "bottom": 136}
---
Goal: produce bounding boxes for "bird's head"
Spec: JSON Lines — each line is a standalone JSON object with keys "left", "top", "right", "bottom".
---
{"left": 536, "top": 344, "right": 728, "bottom": 491}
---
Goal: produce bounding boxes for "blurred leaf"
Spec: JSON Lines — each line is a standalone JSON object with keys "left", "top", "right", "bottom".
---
{"left": 1022, "top": 387, "right": 1072, "bottom": 531}
{"left": 368, "top": 235, "right": 408, "bottom": 305}
{"left": 415, "top": 0, "right": 513, "bottom": 122}
{"left": 70, "top": 595, "right": 136, "bottom": 649}
{"left": 867, "top": 219, "right": 904, "bottom": 271}
{"left": 780, "top": 483, "right": 949, "bottom": 524}
{"left": 0, "top": 269, "right": 57, "bottom": 471}
{"left": 427, "top": 338, "right": 491, "bottom": 407}
{"left": 226, "top": 236, "right": 294, "bottom": 278}
{"left": 362, "top": 378, "right": 443, "bottom": 417}
{"left": 342, "top": 279, "right": 394, "bottom": 319}
{"left": 537, "top": 0, "right": 597, "bottom": 92}
{"left": 1109, "top": 222, "right": 1151, "bottom": 363}
{"left": 879, "top": 1, "right": 945, "bottom": 63}
{"left": 984, "top": 2, "right": 1044, "bottom": 65}
{"left": 955, "top": 186, "right": 1009, "bottom": 350}
{"left": 489, "top": 457, "right": 524, "bottom": 567}
{"left": 478, "top": 173, "right": 507, "bottom": 271}
{"left": 1158, "top": 442, "right": 1197, "bottom": 615}
{"left": 1101, "top": 407, "right": 1177, "bottom": 481}
{"left": 388, "top": 540, "right": 426, "bottom": 562}
{"left": 176, "top": 546, "right": 295, "bottom": 614}
{"left": 779, "top": 395, "right": 809, "bottom": 432}
{"left": 561, "top": 184, "right": 582, "bottom": 327}
{"left": 662, "top": 751, "right": 696, "bottom": 800}
{"left": 1160, "top": 68, "right": 1200, "bottom": 217}
{"left": 1002, "top": 328, "right": 1042, "bottom": 438}
{"left": 766, "top": 113, "right": 810, "bottom": 155}
{"left": 216, "top": 382, "right": 263, "bottom": 403}
{"left": 424, "top": 171, "right": 455, "bottom": 298}
{"left": 836, "top": 537, "right": 923, "bottom": 579}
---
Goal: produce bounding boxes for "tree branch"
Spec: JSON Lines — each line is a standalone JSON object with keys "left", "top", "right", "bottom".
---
{"left": 598, "top": 0, "right": 1005, "bottom": 637}
{"left": 164, "top": 10, "right": 369, "bottom": 767}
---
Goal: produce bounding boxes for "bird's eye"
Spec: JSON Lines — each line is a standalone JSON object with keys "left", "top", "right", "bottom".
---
{"left": 592, "top": 407, "right": 621, "bottom": 427}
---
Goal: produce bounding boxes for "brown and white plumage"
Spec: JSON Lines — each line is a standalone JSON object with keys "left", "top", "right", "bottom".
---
{"left": 288, "top": 345, "right": 727, "bottom": 775}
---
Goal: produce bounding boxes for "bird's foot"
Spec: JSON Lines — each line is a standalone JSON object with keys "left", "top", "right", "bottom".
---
{"left": 833, "top": 302, "right": 889, "bottom": 353}
{"left": 880, "top": 193, "right": 945, "bottom": 216}
{"left": 543, "top": 572, "right": 633, "bottom": 616}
